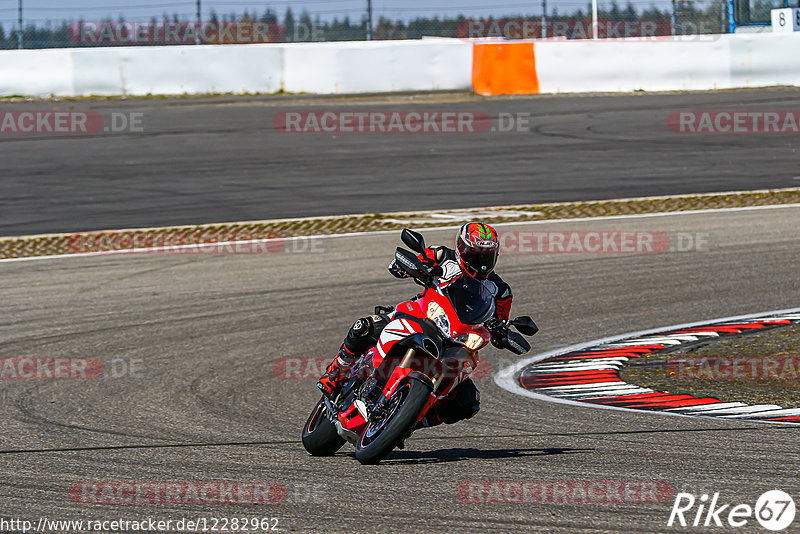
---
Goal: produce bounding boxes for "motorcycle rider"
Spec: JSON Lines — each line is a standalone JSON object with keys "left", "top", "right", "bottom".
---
{"left": 316, "top": 222, "right": 513, "bottom": 427}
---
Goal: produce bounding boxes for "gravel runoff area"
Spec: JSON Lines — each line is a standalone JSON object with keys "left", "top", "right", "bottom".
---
{"left": 1, "top": 187, "right": 798, "bottom": 260}
{"left": 621, "top": 323, "right": 800, "bottom": 407}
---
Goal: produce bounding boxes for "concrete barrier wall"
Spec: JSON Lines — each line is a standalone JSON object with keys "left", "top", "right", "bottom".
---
{"left": 534, "top": 39, "right": 732, "bottom": 93}
{"left": 0, "top": 49, "right": 74, "bottom": 96}
{"left": 728, "top": 32, "right": 800, "bottom": 88}
{"left": 473, "top": 32, "right": 800, "bottom": 95}
{"left": 0, "top": 40, "right": 472, "bottom": 97}
{"left": 0, "top": 32, "right": 798, "bottom": 98}
{"left": 74, "top": 45, "right": 284, "bottom": 95}
{"left": 282, "top": 40, "right": 472, "bottom": 94}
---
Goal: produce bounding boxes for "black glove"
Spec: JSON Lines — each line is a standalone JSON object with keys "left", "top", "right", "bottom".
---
{"left": 419, "top": 255, "right": 435, "bottom": 267}
{"left": 374, "top": 305, "right": 395, "bottom": 316}
{"left": 484, "top": 318, "right": 509, "bottom": 349}
{"left": 419, "top": 255, "right": 437, "bottom": 277}
{"left": 491, "top": 332, "right": 509, "bottom": 350}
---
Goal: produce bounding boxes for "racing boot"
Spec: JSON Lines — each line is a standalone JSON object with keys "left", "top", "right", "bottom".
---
{"left": 396, "top": 412, "right": 443, "bottom": 450}
{"left": 317, "top": 344, "right": 357, "bottom": 400}
{"left": 414, "top": 411, "right": 444, "bottom": 430}
{"left": 317, "top": 315, "right": 389, "bottom": 400}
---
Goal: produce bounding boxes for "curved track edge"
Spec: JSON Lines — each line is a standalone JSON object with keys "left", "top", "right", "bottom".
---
{"left": 495, "top": 308, "right": 800, "bottom": 426}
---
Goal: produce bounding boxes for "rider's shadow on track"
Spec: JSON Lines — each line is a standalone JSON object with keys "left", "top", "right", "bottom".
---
{"left": 357, "top": 446, "right": 593, "bottom": 465}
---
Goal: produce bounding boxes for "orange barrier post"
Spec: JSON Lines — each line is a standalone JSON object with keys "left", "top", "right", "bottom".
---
{"left": 471, "top": 42, "right": 539, "bottom": 96}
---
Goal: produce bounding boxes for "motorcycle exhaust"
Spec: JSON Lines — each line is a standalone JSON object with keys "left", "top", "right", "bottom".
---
{"left": 324, "top": 397, "right": 360, "bottom": 444}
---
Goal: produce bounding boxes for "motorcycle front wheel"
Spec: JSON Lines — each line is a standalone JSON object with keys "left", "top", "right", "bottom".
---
{"left": 354, "top": 379, "right": 431, "bottom": 465}
{"left": 302, "top": 397, "right": 346, "bottom": 456}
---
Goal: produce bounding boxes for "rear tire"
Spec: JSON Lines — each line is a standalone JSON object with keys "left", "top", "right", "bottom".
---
{"left": 355, "top": 379, "right": 431, "bottom": 465}
{"left": 302, "top": 398, "right": 345, "bottom": 456}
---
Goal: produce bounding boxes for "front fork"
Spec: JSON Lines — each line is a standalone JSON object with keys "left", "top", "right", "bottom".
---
{"left": 374, "top": 348, "right": 415, "bottom": 415}
{"left": 373, "top": 347, "right": 443, "bottom": 422}
{"left": 371, "top": 346, "right": 474, "bottom": 424}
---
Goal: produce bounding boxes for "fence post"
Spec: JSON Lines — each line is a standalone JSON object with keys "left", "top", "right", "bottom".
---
{"left": 195, "top": 0, "right": 201, "bottom": 44}
{"left": 671, "top": 0, "right": 677, "bottom": 34}
{"left": 366, "top": 0, "right": 373, "bottom": 40}
{"left": 542, "top": 0, "right": 548, "bottom": 37}
{"left": 18, "top": 0, "right": 23, "bottom": 49}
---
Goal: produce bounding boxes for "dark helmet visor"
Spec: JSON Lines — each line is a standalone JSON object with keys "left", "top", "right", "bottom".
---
{"left": 460, "top": 250, "right": 498, "bottom": 279}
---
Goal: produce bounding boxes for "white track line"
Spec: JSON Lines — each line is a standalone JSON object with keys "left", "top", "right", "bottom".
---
{"left": 2, "top": 202, "right": 800, "bottom": 264}
{"left": 494, "top": 308, "right": 800, "bottom": 426}
{"left": 567, "top": 389, "right": 657, "bottom": 399}
{"left": 666, "top": 403, "right": 750, "bottom": 413}
{"left": 725, "top": 408, "right": 800, "bottom": 419}
{"left": 554, "top": 388, "right": 655, "bottom": 399}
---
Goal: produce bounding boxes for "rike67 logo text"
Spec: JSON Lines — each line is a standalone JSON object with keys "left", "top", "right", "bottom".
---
{"left": 668, "top": 490, "right": 796, "bottom": 531}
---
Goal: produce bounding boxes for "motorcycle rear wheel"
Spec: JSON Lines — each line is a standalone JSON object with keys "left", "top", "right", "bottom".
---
{"left": 354, "top": 379, "right": 431, "bottom": 465}
{"left": 302, "top": 397, "right": 346, "bottom": 456}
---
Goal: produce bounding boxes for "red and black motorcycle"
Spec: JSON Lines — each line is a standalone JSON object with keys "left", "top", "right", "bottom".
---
{"left": 302, "top": 229, "right": 538, "bottom": 464}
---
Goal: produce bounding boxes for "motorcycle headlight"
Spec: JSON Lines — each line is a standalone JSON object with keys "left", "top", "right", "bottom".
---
{"left": 426, "top": 301, "right": 451, "bottom": 337}
{"left": 463, "top": 332, "right": 484, "bottom": 350}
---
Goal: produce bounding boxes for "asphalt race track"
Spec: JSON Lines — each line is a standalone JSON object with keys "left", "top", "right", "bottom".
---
{"left": 1, "top": 207, "right": 799, "bottom": 532}
{"left": 3, "top": 88, "right": 800, "bottom": 236}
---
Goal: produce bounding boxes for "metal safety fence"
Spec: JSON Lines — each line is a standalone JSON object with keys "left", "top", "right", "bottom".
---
{"left": 0, "top": 0, "right": 736, "bottom": 49}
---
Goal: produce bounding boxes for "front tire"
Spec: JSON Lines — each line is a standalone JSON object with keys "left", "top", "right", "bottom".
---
{"left": 355, "top": 379, "right": 431, "bottom": 465}
{"left": 302, "top": 398, "right": 345, "bottom": 456}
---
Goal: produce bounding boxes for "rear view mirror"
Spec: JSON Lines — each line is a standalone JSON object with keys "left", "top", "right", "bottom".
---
{"left": 504, "top": 331, "right": 531, "bottom": 355}
{"left": 401, "top": 228, "right": 426, "bottom": 254}
{"left": 511, "top": 316, "right": 539, "bottom": 336}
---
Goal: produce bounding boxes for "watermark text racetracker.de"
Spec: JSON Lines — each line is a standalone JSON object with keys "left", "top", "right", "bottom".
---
{"left": 272, "top": 355, "right": 492, "bottom": 381}
{"left": 0, "top": 357, "right": 143, "bottom": 380}
{"left": 70, "top": 482, "right": 286, "bottom": 506}
{"left": 67, "top": 230, "right": 324, "bottom": 255}
{"left": 666, "top": 355, "right": 800, "bottom": 380}
{"left": 69, "top": 480, "right": 325, "bottom": 505}
{"left": 498, "top": 230, "right": 710, "bottom": 254}
{"left": 68, "top": 20, "right": 339, "bottom": 45}
{"left": 457, "top": 480, "right": 675, "bottom": 504}
{"left": 668, "top": 111, "right": 800, "bottom": 134}
{"left": 69, "top": 20, "right": 290, "bottom": 45}
{"left": 458, "top": 18, "right": 720, "bottom": 40}
{"left": 0, "top": 110, "right": 144, "bottom": 135}
{"left": 274, "top": 110, "right": 533, "bottom": 134}
{"left": 461, "top": 18, "right": 670, "bottom": 39}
